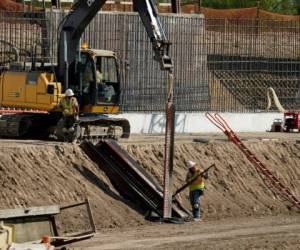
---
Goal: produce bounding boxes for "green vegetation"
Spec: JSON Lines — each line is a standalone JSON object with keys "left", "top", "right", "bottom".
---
{"left": 14, "top": 0, "right": 300, "bottom": 15}
{"left": 201, "top": 0, "right": 256, "bottom": 9}
{"left": 158, "top": 0, "right": 300, "bottom": 15}
{"left": 264, "top": 0, "right": 300, "bottom": 15}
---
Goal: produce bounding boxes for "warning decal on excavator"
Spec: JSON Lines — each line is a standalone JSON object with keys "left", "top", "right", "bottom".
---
{"left": 8, "top": 92, "right": 20, "bottom": 97}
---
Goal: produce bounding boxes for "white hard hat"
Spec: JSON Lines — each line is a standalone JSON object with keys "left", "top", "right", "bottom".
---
{"left": 187, "top": 160, "right": 196, "bottom": 169}
{"left": 65, "top": 89, "right": 74, "bottom": 97}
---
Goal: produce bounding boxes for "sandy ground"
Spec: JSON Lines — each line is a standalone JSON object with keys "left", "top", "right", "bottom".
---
{"left": 70, "top": 215, "right": 300, "bottom": 250}
{"left": 0, "top": 132, "right": 299, "bottom": 248}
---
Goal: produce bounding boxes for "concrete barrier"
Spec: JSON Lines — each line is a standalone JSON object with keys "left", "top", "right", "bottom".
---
{"left": 113, "top": 112, "right": 283, "bottom": 134}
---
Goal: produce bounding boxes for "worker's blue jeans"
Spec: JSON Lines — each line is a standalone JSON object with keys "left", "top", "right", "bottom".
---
{"left": 189, "top": 189, "right": 203, "bottom": 219}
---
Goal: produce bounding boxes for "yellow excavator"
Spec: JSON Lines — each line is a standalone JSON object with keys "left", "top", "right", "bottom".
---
{"left": 0, "top": 0, "right": 173, "bottom": 141}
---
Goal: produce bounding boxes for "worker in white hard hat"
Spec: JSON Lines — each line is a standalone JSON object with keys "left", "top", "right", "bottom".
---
{"left": 185, "top": 160, "right": 208, "bottom": 222}
{"left": 57, "top": 89, "right": 79, "bottom": 132}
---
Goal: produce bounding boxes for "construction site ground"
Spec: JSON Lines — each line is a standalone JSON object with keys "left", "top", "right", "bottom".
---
{"left": 0, "top": 132, "right": 299, "bottom": 249}
{"left": 71, "top": 215, "right": 300, "bottom": 250}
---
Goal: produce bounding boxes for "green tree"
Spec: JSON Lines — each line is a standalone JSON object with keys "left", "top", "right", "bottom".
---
{"left": 157, "top": 0, "right": 299, "bottom": 14}
{"left": 264, "top": 0, "right": 300, "bottom": 15}
{"left": 198, "top": 0, "right": 299, "bottom": 14}
{"left": 201, "top": 0, "right": 256, "bottom": 8}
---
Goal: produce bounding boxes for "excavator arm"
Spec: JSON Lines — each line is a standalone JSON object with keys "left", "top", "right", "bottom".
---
{"left": 133, "top": 0, "right": 172, "bottom": 70}
{"left": 57, "top": 0, "right": 173, "bottom": 87}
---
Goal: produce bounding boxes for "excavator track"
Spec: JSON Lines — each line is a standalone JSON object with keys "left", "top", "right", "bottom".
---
{"left": 0, "top": 113, "right": 51, "bottom": 138}
{"left": 54, "top": 115, "right": 130, "bottom": 142}
{"left": 78, "top": 115, "right": 130, "bottom": 139}
{"left": 0, "top": 112, "right": 130, "bottom": 142}
{"left": 0, "top": 114, "right": 26, "bottom": 137}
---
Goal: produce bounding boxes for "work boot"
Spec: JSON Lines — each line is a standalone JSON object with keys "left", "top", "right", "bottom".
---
{"left": 193, "top": 218, "right": 202, "bottom": 222}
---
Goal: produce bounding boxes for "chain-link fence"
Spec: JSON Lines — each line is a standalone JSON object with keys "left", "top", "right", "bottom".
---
{"left": 0, "top": 10, "right": 299, "bottom": 112}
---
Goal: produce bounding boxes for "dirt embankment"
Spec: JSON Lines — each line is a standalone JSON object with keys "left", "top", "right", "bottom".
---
{"left": 123, "top": 139, "right": 300, "bottom": 218}
{"left": 0, "top": 0, "right": 29, "bottom": 11}
{"left": 0, "top": 137, "right": 299, "bottom": 231}
{"left": 0, "top": 141, "right": 145, "bottom": 230}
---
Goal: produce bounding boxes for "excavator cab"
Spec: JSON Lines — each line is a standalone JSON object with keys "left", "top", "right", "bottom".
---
{"left": 75, "top": 49, "right": 121, "bottom": 114}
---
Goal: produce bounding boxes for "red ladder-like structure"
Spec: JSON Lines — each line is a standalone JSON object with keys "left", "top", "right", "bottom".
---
{"left": 205, "top": 112, "right": 300, "bottom": 210}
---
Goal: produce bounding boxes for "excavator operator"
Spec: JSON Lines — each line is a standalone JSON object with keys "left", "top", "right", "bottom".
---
{"left": 57, "top": 89, "right": 79, "bottom": 133}
{"left": 96, "top": 66, "right": 115, "bottom": 103}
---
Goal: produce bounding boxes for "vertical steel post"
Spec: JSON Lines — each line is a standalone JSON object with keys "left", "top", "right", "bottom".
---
{"left": 198, "top": 0, "right": 202, "bottom": 13}
{"left": 78, "top": 39, "right": 82, "bottom": 95}
{"left": 256, "top": 0, "right": 260, "bottom": 18}
{"left": 163, "top": 72, "right": 175, "bottom": 219}
{"left": 171, "top": 0, "right": 181, "bottom": 13}
{"left": 63, "top": 31, "right": 69, "bottom": 89}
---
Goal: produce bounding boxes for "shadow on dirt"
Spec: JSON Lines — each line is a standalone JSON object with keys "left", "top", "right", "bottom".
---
{"left": 73, "top": 163, "right": 146, "bottom": 216}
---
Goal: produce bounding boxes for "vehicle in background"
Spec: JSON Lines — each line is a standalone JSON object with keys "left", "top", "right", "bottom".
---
{"left": 267, "top": 87, "right": 299, "bottom": 133}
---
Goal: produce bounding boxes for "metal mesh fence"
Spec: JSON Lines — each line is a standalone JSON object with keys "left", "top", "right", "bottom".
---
{"left": 0, "top": 11, "right": 51, "bottom": 67}
{"left": 0, "top": 10, "right": 299, "bottom": 112}
{"left": 58, "top": 11, "right": 209, "bottom": 112}
{"left": 206, "top": 19, "right": 300, "bottom": 112}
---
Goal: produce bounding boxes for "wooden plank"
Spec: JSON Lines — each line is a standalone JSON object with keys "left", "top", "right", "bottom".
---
{"left": 0, "top": 206, "right": 60, "bottom": 219}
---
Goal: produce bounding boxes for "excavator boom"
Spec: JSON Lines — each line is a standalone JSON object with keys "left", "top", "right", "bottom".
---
{"left": 58, "top": 0, "right": 173, "bottom": 86}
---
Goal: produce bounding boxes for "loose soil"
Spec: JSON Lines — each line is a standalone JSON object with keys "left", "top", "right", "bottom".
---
{"left": 0, "top": 132, "right": 299, "bottom": 249}
{"left": 70, "top": 215, "right": 300, "bottom": 250}
{"left": 0, "top": 0, "right": 29, "bottom": 11}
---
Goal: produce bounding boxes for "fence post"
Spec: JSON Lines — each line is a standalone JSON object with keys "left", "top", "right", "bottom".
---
{"left": 171, "top": 0, "right": 181, "bottom": 13}
{"left": 256, "top": 0, "right": 260, "bottom": 18}
{"left": 256, "top": 0, "right": 260, "bottom": 34}
{"left": 197, "top": 0, "right": 202, "bottom": 14}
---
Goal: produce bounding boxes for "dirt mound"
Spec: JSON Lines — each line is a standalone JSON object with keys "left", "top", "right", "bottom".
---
{"left": 183, "top": 6, "right": 258, "bottom": 19}
{"left": 0, "top": 0, "right": 29, "bottom": 11}
{"left": 0, "top": 141, "right": 144, "bottom": 230}
{"left": 0, "top": 137, "right": 299, "bottom": 231}
{"left": 123, "top": 139, "right": 300, "bottom": 219}
{"left": 179, "top": 5, "right": 300, "bottom": 20}
{"left": 181, "top": 5, "right": 300, "bottom": 20}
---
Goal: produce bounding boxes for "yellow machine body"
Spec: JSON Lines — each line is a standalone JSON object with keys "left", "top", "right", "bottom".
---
{"left": 0, "top": 71, "right": 62, "bottom": 111}
{"left": 0, "top": 70, "right": 120, "bottom": 114}
{"left": 0, "top": 49, "right": 129, "bottom": 141}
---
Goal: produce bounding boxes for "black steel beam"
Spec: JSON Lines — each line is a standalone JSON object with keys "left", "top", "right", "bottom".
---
{"left": 81, "top": 141, "right": 190, "bottom": 219}
{"left": 171, "top": 0, "right": 181, "bottom": 13}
